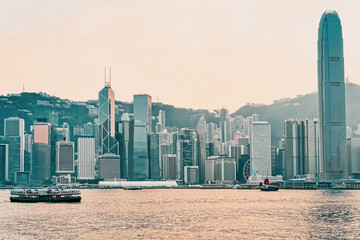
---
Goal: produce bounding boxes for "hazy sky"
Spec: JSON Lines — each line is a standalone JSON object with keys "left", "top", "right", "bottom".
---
{"left": 1, "top": 0, "right": 360, "bottom": 112}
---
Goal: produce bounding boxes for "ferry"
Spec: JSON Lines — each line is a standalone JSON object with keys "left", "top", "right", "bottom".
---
{"left": 10, "top": 188, "right": 81, "bottom": 203}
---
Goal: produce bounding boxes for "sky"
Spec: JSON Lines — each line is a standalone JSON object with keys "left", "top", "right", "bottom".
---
{"left": 1, "top": 0, "right": 360, "bottom": 112}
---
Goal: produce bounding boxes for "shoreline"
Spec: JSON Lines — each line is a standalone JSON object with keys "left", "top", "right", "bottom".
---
{"left": 2, "top": 185, "right": 360, "bottom": 190}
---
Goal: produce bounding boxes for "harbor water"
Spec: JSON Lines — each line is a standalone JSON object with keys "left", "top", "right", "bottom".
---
{"left": 0, "top": 189, "right": 359, "bottom": 239}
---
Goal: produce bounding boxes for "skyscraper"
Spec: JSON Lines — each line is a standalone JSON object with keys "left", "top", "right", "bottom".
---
{"left": 32, "top": 122, "right": 52, "bottom": 182}
{"left": 251, "top": 121, "right": 271, "bottom": 177}
{"left": 128, "top": 119, "right": 148, "bottom": 180}
{"left": 0, "top": 136, "right": 21, "bottom": 183}
{"left": 219, "top": 108, "right": 228, "bottom": 143}
{"left": 177, "top": 129, "right": 197, "bottom": 180}
{"left": 318, "top": 10, "right": 347, "bottom": 180}
{"left": 284, "top": 120, "right": 305, "bottom": 179}
{"left": 98, "top": 81, "right": 119, "bottom": 155}
{"left": 55, "top": 141, "right": 74, "bottom": 174}
{"left": 77, "top": 136, "right": 96, "bottom": 180}
{"left": 133, "top": 94, "right": 152, "bottom": 134}
{"left": 119, "top": 113, "right": 131, "bottom": 179}
{"left": 149, "top": 133, "right": 161, "bottom": 180}
{"left": 197, "top": 116, "right": 206, "bottom": 184}
{"left": 4, "top": 117, "right": 25, "bottom": 172}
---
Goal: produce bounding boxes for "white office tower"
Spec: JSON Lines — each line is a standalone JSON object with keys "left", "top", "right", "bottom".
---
{"left": 251, "top": 121, "right": 271, "bottom": 177}
{"left": 77, "top": 136, "right": 96, "bottom": 180}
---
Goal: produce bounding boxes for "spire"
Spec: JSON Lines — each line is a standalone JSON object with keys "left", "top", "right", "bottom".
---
{"left": 104, "top": 67, "right": 111, "bottom": 87}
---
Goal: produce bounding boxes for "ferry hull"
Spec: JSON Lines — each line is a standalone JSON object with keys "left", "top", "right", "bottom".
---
{"left": 260, "top": 186, "right": 279, "bottom": 191}
{"left": 10, "top": 196, "right": 81, "bottom": 203}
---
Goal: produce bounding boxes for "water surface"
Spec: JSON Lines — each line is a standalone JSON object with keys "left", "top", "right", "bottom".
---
{"left": 0, "top": 189, "right": 359, "bottom": 239}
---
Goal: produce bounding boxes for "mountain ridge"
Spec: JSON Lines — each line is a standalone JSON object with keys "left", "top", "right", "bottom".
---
{"left": 1, "top": 83, "right": 360, "bottom": 144}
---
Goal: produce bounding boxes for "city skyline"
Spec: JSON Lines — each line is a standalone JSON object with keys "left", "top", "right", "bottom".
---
{"left": 1, "top": 1, "right": 360, "bottom": 112}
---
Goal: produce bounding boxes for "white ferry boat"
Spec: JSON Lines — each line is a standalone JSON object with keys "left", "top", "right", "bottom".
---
{"left": 10, "top": 188, "right": 81, "bottom": 203}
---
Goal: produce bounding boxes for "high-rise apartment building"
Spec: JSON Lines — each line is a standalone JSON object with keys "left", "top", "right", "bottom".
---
{"left": 318, "top": 10, "right": 347, "bottom": 180}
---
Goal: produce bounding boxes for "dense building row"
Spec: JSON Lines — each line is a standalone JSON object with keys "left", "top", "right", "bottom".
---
{"left": 0, "top": 10, "right": 354, "bottom": 185}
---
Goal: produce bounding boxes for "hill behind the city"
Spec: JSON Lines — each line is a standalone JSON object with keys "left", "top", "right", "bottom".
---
{"left": 232, "top": 82, "right": 360, "bottom": 143}
{"left": 1, "top": 82, "right": 360, "bottom": 144}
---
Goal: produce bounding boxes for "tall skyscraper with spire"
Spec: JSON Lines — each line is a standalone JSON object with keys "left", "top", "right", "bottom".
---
{"left": 98, "top": 68, "right": 119, "bottom": 155}
{"left": 318, "top": 10, "right": 347, "bottom": 180}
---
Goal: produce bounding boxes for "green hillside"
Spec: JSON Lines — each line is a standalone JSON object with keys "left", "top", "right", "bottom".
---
{"left": 1, "top": 83, "right": 360, "bottom": 145}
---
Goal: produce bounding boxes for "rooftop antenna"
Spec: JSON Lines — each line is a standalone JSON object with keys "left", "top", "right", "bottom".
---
{"left": 104, "top": 66, "right": 107, "bottom": 86}
{"left": 109, "top": 67, "right": 111, "bottom": 87}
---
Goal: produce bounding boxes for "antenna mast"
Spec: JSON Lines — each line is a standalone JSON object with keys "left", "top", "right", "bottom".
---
{"left": 104, "top": 67, "right": 107, "bottom": 86}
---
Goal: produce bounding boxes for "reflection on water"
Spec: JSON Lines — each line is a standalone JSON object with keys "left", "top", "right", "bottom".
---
{"left": 0, "top": 189, "right": 360, "bottom": 239}
{"left": 305, "top": 190, "right": 357, "bottom": 239}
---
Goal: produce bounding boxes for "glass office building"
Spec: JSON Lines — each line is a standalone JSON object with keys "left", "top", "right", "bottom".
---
{"left": 133, "top": 94, "right": 152, "bottom": 134}
{"left": 149, "top": 134, "right": 161, "bottom": 180}
{"left": 251, "top": 121, "right": 271, "bottom": 177}
{"left": 98, "top": 84, "right": 119, "bottom": 155}
{"left": 129, "top": 120, "right": 148, "bottom": 180}
{"left": 32, "top": 122, "right": 52, "bottom": 182}
{"left": 318, "top": 10, "right": 347, "bottom": 180}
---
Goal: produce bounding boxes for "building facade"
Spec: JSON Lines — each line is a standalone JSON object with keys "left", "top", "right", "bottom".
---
{"left": 318, "top": 10, "right": 347, "bottom": 180}
{"left": 98, "top": 83, "right": 119, "bottom": 155}
{"left": 77, "top": 136, "right": 96, "bottom": 180}
{"left": 251, "top": 121, "right": 271, "bottom": 177}
{"left": 128, "top": 119, "right": 148, "bottom": 180}
{"left": 32, "top": 122, "right": 52, "bottom": 182}
{"left": 56, "top": 141, "right": 74, "bottom": 174}
{"left": 133, "top": 94, "right": 152, "bottom": 134}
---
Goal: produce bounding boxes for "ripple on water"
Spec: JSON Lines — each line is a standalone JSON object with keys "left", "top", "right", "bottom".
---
{"left": 1, "top": 189, "right": 360, "bottom": 239}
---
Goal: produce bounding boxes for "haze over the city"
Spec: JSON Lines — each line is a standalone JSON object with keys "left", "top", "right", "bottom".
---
{"left": 1, "top": 0, "right": 360, "bottom": 112}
